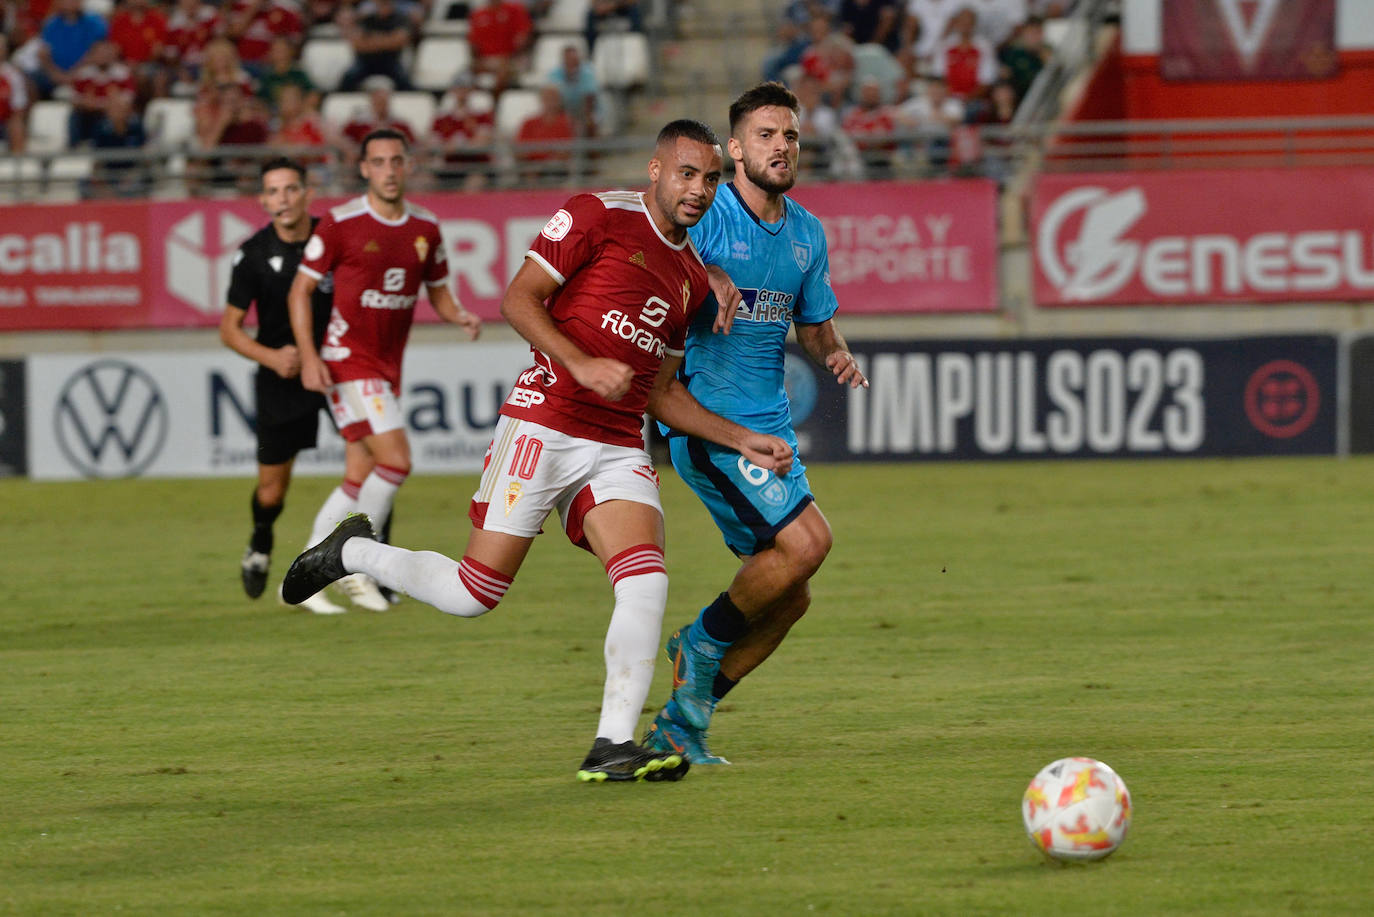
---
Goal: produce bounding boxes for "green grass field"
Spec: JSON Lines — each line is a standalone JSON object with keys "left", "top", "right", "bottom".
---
{"left": 4, "top": 458, "right": 1373, "bottom": 915}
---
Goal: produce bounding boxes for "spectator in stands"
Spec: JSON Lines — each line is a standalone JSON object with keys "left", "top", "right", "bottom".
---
{"left": 547, "top": 43, "right": 601, "bottom": 138}
{"left": 761, "top": 0, "right": 816, "bottom": 84}
{"left": 585, "top": 0, "right": 642, "bottom": 52}
{"left": 514, "top": 84, "right": 575, "bottom": 183}
{"left": 196, "top": 73, "right": 271, "bottom": 149}
{"left": 794, "top": 69, "right": 864, "bottom": 180}
{"left": 839, "top": 0, "right": 902, "bottom": 53}
{"left": 962, "top": 76, "right": 1015, "bottom": 178}
{"left": 840, "top": 74, "right": 897, "bottom": 175}
{"left": 965, "top": 0, "right": 1027, "bottom": 48}
{"left": 896, "top": 72, "right": 963, "bottom": 168}
{"left": 90, "top": 90, "right": 150, "bottom": 197}
{"left": 257, "top": 36, "right": 316, "bottom": 108}
{"left": 270, "top": 81, "right": 328, "bottom": 149}
{"left": 34, "top": 0, "right": 109, "bottom": 99}
{"left": 0, "top": 32, "right": 29, "bottom": 152}
{"left": 69, "top": 40, "right": 138, "bottom": 148}
{"left": 930, "top": 5, "right": 996, "bottom": 100}
{"left": 108, "top": 0, "right": 168, "bottom": 103}
{"left": 225, "top": 0, "right": 305, "bottom": 76}
{"left": 430, "top": 75, "right": 496, "bottom": 189}
{"left": 468, "top": 0, "right": 534, "bottom": 94}
{"left": 899, "top": 0, "right": 958, "bottom": 76}
{"left": 998, "top": 14, "right": 1048, "bottom": 102}
{"left": 163, "top": 0, "right": 223, "bottom": 97}
{"left": 195, "top": 38, "right": 256, "bottom": 112}
{"left": 800, "top": 14, "right": 855, "bottom": 106}
{"left": 339, "top": 74, "right": 416, "bottom": 148}
{"left": 339, "top": 0, "right": 415, "bottom": 92}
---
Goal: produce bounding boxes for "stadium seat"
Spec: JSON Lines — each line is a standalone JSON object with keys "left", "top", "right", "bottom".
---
{"left": 851, "top": 43, "right": 903, "bottom": 103}
{"left": 427, "top": 0, "right": 473, "bottom": 36}
{"left": 144, "top": 97, "right": 196, "bottom": 149}
{"left": 541, "top": 0, "right": 591, "bottom": 33}
{"left": 523, "top": 34, "right": 589, "bottom": 87}
{"left": 592, "top": 33, "right": 650, "bottom": 90}
{"left": 411, "top": 36, "right": 473, "bottom": 92}
{"left": 301, "top": 38, "right": 355, "bottom": 93}
{"left": 321, "top": 92, "right": 371, "bottom": 129}
{"left": 0, "top": 156, "right": 43, "bottom": 202}
{"left": 26, "top": 100, "right": 72, "bottom": 154}
{"left": 494, "top": 88, "right": 542, "bottom": 138}
{"left": 46, "top": 154, "right": 93, "bottom": 202}
{"left": 389, "top": 92, "right": 437, "bottom": 142}
{"left": 82, "top": 0, "right": 114, "bottom": 15}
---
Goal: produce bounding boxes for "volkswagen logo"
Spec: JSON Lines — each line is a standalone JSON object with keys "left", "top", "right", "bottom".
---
{"left": 54, "top": 360, "right": 169, "bottom": 478}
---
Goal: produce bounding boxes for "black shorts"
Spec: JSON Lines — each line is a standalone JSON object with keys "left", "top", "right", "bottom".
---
{"left": 256, "top": 368, "right": 328, "bottom": 466}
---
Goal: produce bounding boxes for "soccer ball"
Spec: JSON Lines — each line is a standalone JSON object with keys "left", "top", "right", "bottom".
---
{"left": 1022, "top": 757, "right": 1132, "bottom": 861}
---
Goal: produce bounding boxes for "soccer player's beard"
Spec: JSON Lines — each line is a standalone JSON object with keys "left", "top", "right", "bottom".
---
{"left": 742, "top": 155, "right": 796, "bottom": 195}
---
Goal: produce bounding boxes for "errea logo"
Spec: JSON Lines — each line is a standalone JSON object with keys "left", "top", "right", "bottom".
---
{"left": 165, "top": 211, "right": 255, "bottom": 315}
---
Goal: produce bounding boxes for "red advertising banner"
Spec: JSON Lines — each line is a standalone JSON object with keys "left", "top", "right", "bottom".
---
{"left": 1160, "top": 0, "right": 1338, "bottom": 82}
{"left": 0, "top": 180, "right": 997, "bottom": 331}
{"left": 1032, "top": 168, "right": 1374, "bottom": 307}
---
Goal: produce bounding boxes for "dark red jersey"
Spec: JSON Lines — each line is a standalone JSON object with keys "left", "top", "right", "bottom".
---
{"left": 503, "top": 191, "right": 710, "bottom": 448}
{"left": 298, "top": 195, "right": 450, "bottom": 390}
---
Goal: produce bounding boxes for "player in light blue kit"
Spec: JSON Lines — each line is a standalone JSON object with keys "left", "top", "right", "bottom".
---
{"left": 643, "top": 82, "right": 868, "bottom": 764}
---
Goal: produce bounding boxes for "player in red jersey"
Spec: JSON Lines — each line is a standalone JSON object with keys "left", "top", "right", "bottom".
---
{"left": 283, "top": 120, "right": 794, "bottom": 782}
{"left": 288, "top": 127, "right": 482, "bottom": 611}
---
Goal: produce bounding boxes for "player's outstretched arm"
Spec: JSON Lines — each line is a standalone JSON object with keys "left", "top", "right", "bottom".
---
{"left": 219, "top": 303, "right": 301, "bottom": 379}
{"left": 646, "top": 356, "right": 794, "bottom": 475}
{"left": 797, "top": 319, "right": 868, "bottom": 389}
{"left": 502, "top": 258, "right": 633, "bottom": 402}
{"left": 427, "top": 283, "right": 482, "bottom": 340}
{"left": 288, "top": 271, "right": 331, "bottom": 393}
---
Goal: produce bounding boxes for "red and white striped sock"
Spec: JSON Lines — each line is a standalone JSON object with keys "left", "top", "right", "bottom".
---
{"left": 596, "top": 544, "right": 669, "bottom": 743}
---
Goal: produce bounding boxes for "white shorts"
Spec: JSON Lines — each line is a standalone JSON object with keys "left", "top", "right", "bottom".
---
{"left": 468, "top": 416, "right": 662, "bottom": 550}
{"left": 326, "top": 378, "right": 404, "bottom": 442}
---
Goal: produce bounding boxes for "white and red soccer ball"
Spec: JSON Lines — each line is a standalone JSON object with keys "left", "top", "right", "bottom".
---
{"left": 1022, "top": 757, "right": 1132, "bottom": 861}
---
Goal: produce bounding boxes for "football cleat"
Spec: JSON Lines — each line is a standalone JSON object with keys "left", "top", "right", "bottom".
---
{"left": 240, "top": 548, "right": 269, "bottom": 599}
{"left": 575, "top": 738, "right": 690, "bottom": 783}
{"left": 337, "top": 573, "right": 390, "bottom": 612}
{"left": 281, "top": 514, "right": 375, "bottom": 605}
{"left": 279, "top": 583, "right": 346, "bottom": 615}
{"left": 643, "top": 701, "right": 730, "bottom": 766}
{"left": 665, "top": 627, "right": 721, "bottom": 730}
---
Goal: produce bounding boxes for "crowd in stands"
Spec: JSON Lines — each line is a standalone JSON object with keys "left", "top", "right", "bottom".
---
{"left": 765, "top": 0, "right": 1069, "bottom": 179}
{"left": 0, "top": 0, "right": 1070, "bottom": 196}
{"left": 0, "top": 0, "right": 647, "bottom": 195}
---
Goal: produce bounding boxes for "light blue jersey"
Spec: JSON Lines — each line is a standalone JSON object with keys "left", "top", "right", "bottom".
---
{"left": 678, "top": 182, "right": 838, "bottom": 437}
{"left": 665, "top": 183, "right": 839, "bottom": 555}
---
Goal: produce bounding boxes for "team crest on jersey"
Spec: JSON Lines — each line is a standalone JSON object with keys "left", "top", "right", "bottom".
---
{"left": 364, "top": 240, "right": 380, "bottom": 253}
{"left": 629, "top": 251, "right": 646, "bottom": 268}
{"left": 414, "top": 236, "right": 429, "bottom": 262}
{"left": 304, "top": 234, "right": 324, "bottom": 260}
{"left": 504, "top": 481, "right": 523, "bottom": 515}
{"left": 791, "top": 241, "right": 812, "bottom": 271}
{"left": 542, "top": 208, "right": 573, "bottom": 241}
{"left": 680, "top": 280, "right": 691, "bottom": 312}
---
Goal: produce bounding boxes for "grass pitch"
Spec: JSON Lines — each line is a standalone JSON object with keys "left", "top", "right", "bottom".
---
{"left": 4, "top": 458, "right": 1373, "bottom": 915}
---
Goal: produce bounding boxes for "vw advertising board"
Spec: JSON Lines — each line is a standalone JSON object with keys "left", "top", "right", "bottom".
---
{"left": 26, "top": 343, "right": 531, "bottom": 481}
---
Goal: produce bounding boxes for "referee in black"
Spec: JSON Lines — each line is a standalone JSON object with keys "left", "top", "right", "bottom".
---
{"left": 220, "top": 157, "right": 352, "bottom": 613}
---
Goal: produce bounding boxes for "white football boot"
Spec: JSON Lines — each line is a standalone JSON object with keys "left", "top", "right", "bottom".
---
{"left": 336, "top": 573, "right": 390, "bottom": 612}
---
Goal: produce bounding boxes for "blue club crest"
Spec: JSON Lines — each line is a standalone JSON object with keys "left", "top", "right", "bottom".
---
{"left": 791, "top": 241, "right": 811, "bottom": 271}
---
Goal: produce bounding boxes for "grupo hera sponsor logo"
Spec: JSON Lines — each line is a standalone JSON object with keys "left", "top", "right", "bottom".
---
{"left": 54, "top": 359, "right": 169, "bottom": 478}
{"left": 1038, "top": 185, "right": 1374, "bottom": 301}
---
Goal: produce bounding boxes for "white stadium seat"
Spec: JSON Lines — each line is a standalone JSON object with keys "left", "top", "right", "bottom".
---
{"left": 144, "top": 97, "right": 196, "bottom": 148}
{"left": 592, "top": 32, "right": 650, "bottom": 90}
{"left": 427, "top": 0, "right": 473, "bottom": 36}
{"left": 0, "top": 156, "right": 43, "bottom": 202}
{"left": 523, "top": 34, "right": 589, "bottom": 87}
{"left": 26, "top": 100, "right": 72, "bottom": 154}
{"left": 411, "top": 36, "right": 473, "bottom": 92}
{"left": 541, "top": 0, "right": 591, "bottom": 32}
{"left": 301, "top": 38, "right": 355, "bottom": 93}
{"left": 321, "top": 92, "right": 370, "bottom": 129}
{"left": 494, "top": 88, "right": 542, "bottom": 138}
{"left": 388, "top": 92, "right": 437, "bottom": 141}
